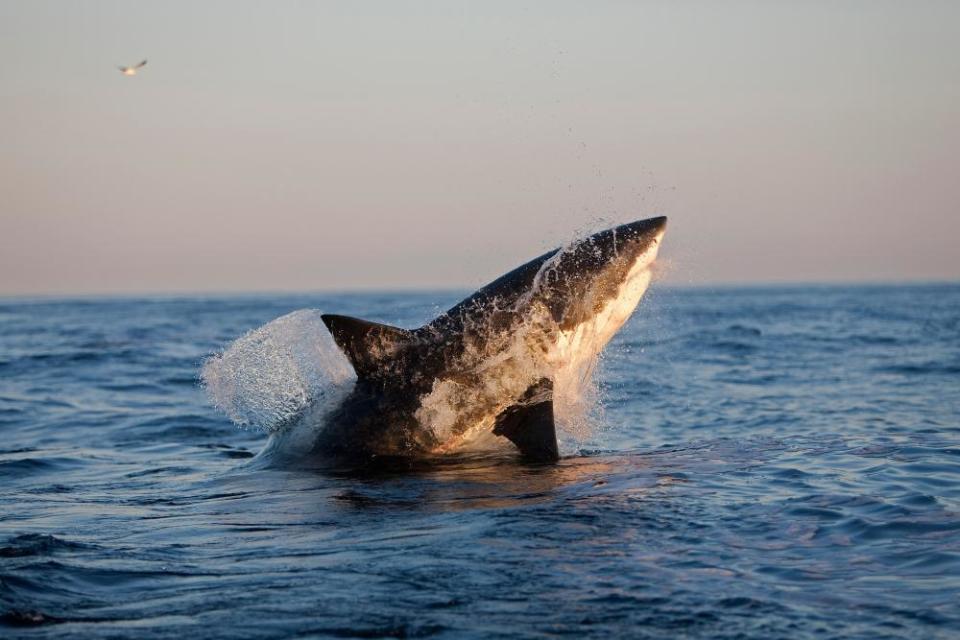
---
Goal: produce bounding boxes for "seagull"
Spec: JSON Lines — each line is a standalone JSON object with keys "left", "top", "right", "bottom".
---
{"left": 118, "top": 60, "right": 147, "bottom": 76}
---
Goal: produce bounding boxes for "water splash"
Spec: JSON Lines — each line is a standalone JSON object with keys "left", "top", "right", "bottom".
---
{"left": 200, "top": 310, "right": 355, "bottom": 431}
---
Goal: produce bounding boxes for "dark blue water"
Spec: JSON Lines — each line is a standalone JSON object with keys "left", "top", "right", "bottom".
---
{"left": 2, "top": 284, "right": 959, "bottom": 639}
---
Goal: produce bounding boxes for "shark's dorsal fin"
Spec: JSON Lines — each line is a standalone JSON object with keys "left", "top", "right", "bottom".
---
{"left": 493, "top": 378, "right": 559, "bottom": 462}
{"left": 321, "top": 314, "right": 413, "bottom": 379}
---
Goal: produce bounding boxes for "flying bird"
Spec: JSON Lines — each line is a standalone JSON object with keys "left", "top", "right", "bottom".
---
{"left": 118, "top": 59, "right": 147, "bottom": 76}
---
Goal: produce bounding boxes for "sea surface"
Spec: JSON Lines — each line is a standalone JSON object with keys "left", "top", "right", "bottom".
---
{"left": 1, "top": 284, "right": 959, "bottom": 639}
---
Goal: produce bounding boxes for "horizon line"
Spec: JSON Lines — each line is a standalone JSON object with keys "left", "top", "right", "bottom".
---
{"left": 2, "top": 277, "right": 958, "bottom": 303}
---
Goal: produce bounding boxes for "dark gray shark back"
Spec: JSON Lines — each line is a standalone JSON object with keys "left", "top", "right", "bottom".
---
{"left": 429, "top": 216, "right": 667, "bottom": 335}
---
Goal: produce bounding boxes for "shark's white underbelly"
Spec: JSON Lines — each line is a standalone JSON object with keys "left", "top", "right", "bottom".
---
{"left": 550, "top": 262, "right": 654, "bottom": 439}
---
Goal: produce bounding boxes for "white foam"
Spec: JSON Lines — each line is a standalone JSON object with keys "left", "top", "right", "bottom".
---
{"left": 200, "top": 310, "right": 355, "bottom": 431}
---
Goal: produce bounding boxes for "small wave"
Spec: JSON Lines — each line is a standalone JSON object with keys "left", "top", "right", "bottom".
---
{"left": 97, "top": 381, "right": 166, "bottom": 392}
{"left": 0, "top": 610, "right": 64, "bottom": 627}
{"left": 0, "top": 534, "right": 88, "bottom": 558}
{"left": 0, "top": 457, "right": 82, "bottom": 479}
{"left": 14, "top": 349, "right": 137, "bottom": 367}
{"left": 110, "top": 414, "right": 232, "bottom": 445}
{"left": 161, "top": 375, "right": 200, "bottom": 387}
{"left": 875, "top": 362, "right": 960, "bottom": 376}
{"left": 725, "top": 324, "right": 762, "bottom": 337}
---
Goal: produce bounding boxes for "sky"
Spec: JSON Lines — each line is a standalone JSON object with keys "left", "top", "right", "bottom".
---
{"left": 2, "top": 1, "right": 958, "bottom": 295}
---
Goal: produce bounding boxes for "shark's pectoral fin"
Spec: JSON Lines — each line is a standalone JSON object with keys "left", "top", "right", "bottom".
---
{"left": 321, "top": 314, "right": 413, "bottom": 379}
{"left": 493, "top": 378, "right": 560, "bottom": 462}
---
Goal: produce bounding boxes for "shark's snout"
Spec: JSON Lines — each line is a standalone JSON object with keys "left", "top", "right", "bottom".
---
{"left": 625, "top": 215, "right": 667, "bottom": 236}
{"left": 591, "top": 216, "right": 667, "bottom": 266}
{"left": 618, "top": 216, "right": 667, "bottom": 251}
{"left": 631, "top": 216, "right": 666, "bottom": 272}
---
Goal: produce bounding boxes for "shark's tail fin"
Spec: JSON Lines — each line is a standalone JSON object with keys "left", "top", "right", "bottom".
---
{"left": 320, "top": 314, "right": 413, "bottom": 380}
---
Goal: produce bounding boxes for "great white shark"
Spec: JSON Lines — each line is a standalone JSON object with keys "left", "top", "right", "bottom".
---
{"left": 314, "top": 216, "right": 667, "bottom": 462}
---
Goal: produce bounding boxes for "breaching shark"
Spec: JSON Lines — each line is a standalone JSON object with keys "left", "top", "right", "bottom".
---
{"left": 315, "top": 216, "right": 667, "bottom": 463}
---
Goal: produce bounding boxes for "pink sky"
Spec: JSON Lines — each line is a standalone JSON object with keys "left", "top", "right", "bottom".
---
{"left": 2, "top": 1, "right": 958, "bottom": 295}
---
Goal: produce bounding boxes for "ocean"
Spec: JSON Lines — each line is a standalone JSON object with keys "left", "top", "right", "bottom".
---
{"left": 1, "top": 284, "right": 958, "bottom": 639}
